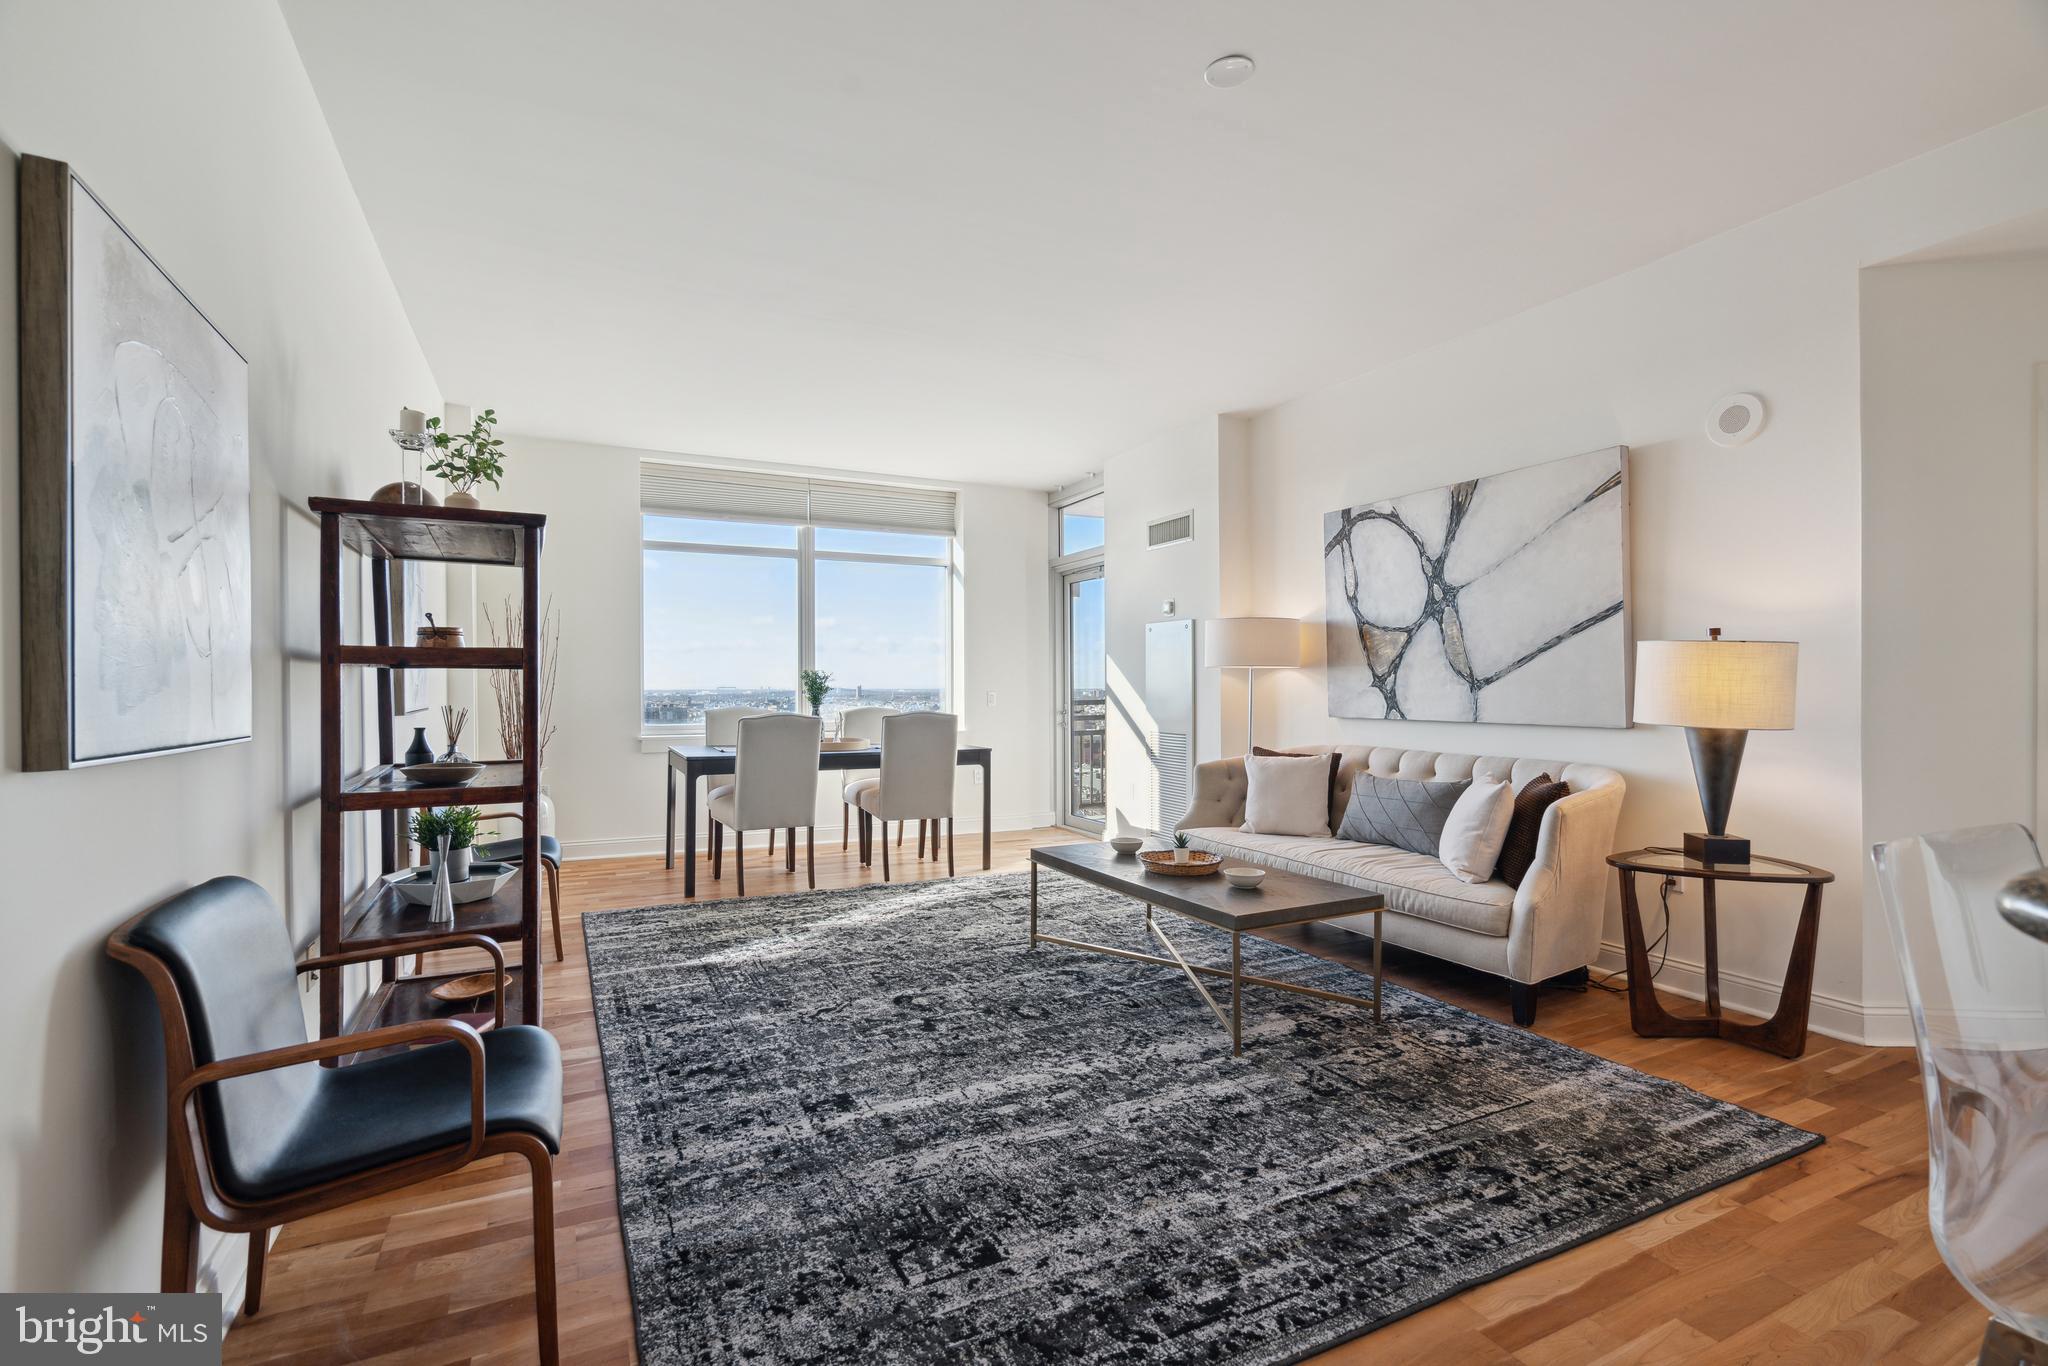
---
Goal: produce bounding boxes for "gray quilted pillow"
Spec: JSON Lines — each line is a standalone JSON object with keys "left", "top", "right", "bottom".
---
{"left": 1337, "top": 774, "right": 1472, "bottom": 856}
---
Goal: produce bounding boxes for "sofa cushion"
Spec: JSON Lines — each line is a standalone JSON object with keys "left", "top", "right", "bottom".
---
{"left": 1183, "top": 827, "right": 1515, "bottom": 938}
{"left": 1497, "top": 773, "right": 1570, "bottom": 888}
{"left": 1336, "top": 773, "right": 1470, "bottom": 856}
{"left": 1242, "top": 752, "right": 1335, "bottom": 836}
{"left": 1438, "top": 776, "right": 1515, "bottom": 884}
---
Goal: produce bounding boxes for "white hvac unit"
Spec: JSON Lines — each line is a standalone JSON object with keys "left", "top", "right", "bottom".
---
{"left": 1144, "top": 619, "right": 1195, "bottom": 832}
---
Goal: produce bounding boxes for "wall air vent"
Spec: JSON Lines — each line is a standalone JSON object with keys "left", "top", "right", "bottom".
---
{"left": 1147, "top": 511, "right": 1194, "bottom": 550}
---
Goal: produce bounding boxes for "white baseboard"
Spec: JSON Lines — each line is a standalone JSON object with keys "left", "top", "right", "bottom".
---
{"left": 1591, "top": 940, "right": 1914, "bottom": 1048}
{"left": 559, "top": 811, "right": 1058, "bottom": 863}
{"left": 202, "top": 1225, "right": 271, "bottom": 1338}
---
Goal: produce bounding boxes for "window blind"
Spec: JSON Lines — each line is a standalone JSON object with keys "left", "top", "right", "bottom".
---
{"left": 641, "top": 462, "right": 957, "bottom": 534}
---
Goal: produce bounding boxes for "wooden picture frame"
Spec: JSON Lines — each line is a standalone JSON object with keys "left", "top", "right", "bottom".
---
{"left": 18, "top": 154, "right": 253, "bottom": 769}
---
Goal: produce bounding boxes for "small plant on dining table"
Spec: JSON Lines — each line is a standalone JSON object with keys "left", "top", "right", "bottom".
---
{"left": 799, "top": 668, "right": 833, "bottom": 717}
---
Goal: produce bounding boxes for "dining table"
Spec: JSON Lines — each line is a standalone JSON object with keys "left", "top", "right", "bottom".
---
{"left": 664, "top": 742, "right": 993, "bottom": 896}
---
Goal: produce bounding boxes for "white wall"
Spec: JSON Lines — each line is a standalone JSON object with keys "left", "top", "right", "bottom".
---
{"left": 467, "top": 435, "right": 1053, "bottom": 857}
{"left": 1861, "top": 252, "right": 2048, "bottom": 1004}
{"left": 1234, "top": 111, "right": 2048, "bottom": 1044}
{"left": 0, "top": 1, "right": 440, "bottom": 1297}
{"left": 1098, "top": 416, "right": 1254, "bottom": 836}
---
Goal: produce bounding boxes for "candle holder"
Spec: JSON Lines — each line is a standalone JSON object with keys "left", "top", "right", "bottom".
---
{"left": 371, "top": 427, "right": 442, "bottom": 507}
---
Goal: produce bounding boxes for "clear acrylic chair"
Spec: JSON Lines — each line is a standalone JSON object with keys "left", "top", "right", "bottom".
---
{"left": 1870, "top": 824, "right": 2048, "bottom": 1362}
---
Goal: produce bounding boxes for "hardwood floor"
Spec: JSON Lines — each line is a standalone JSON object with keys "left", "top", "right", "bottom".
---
{"left": 224, "top": 829, "right": 1972, "bottom": 1365}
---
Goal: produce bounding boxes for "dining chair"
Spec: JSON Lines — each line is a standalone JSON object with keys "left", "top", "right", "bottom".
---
{"left": 709, "top": 713, "right": 823, "bottom": 894}
{"left": 703, "top": 705, "right": 776, "bottom": 857}
{"left": 474, "top": 811, "right": 563, "bottom": 960}
{"left": 851, "top": 712, "right": 959, "bottom": 881}
{"left": 836, "top": 705, "right": 898, "bottom": 850}
{"left": 1870, "top": 824, "right": 2048, "bottom": 1361}
{"left": 105, "top": 876, "right": 563, "bottom": 1362}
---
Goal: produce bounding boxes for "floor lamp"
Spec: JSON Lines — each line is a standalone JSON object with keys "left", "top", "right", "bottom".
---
{"left": 1203, "top": 617, "right": 1302, "bottom": 753}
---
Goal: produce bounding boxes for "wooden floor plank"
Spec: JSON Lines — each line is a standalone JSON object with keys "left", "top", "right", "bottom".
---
{"left": 221, "top": 831, "right": 1970, "bottom": 1365}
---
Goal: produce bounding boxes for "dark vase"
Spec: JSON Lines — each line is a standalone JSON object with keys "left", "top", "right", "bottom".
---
{"left": 403, "top": 726, "right": 434, "bottom": 766}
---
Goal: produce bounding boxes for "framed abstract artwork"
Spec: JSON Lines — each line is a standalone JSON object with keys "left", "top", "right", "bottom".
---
{"left": 1323, "top": 446, "right": 1630, "bottom": 727}
{"left": 19, "top": 155, "right": 253, "bottom": 768}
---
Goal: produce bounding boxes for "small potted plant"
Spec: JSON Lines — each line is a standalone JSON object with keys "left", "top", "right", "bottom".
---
{"left": 426, "top": 407, "right": 507, "bottom": 509}
{"left": 799, "top": 668, "right": 833, "bottom": 730}
{"left": 1171, "top": 831, "right": 1193, "bottom": 865}
{"left": 412, "top": 806, "right": 481, "bottom": 881}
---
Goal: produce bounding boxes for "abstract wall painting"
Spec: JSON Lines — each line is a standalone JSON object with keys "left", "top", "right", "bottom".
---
{"left": 19, "top": 156, "right": 252, "bottom": 768}
{"left": 1323, "top": 446, "right": 1630, "bottom": 728}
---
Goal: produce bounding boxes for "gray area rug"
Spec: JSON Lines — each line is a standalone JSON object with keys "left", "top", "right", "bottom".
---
{"left": 585, "top": 872, "right": 1819, "bottom": 1365}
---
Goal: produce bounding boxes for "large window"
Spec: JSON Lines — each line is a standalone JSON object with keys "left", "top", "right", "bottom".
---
{"left": 642, "top": 512, "right": 953, "bottom": 732}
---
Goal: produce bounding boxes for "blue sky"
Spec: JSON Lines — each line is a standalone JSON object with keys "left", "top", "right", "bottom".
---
{"left": 643, "top": 517, "right": 948, "bottom": 692}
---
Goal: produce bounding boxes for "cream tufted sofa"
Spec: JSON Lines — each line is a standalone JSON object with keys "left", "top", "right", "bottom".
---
{"left": 1175, "top": 746, "right": 1625, "bottom": 1026}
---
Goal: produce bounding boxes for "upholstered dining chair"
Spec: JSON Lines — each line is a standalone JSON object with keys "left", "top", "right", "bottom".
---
{"left": 836, "top": 705, "right": 898, "bottom": 851}
{"left": 852, "top": 712, "right": 960, "bottom": 881}
{"left": 475, "top": 810, "right": 563, "bottom": 960}
{"left": 105, "top": 876, "right": 563, "bottom": 1363}
{"left": 710, "top": 713, "right": 823, "bottom": 894}
{"left": 703, "top": 704, "right": 777, "bottom": 857}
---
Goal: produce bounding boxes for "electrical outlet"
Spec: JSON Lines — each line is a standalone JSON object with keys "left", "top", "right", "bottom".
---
{"left": 1661, "top": 875, "right": 1681, "bottom": 898}
{"left": 985, "top": 690, "right": 997, "bottom": 707}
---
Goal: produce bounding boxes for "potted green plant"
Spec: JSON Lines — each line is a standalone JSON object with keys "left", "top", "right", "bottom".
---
{"left": 411, "top": 806, "right": 481, "bottom": 881}
{"left": 1171, "top": 831, "right": 1193, "bottom": 865}
{"left": 799, "top": 668, "right": 833, "bottom": 727}
{"left": 426, "top": 408, "right": 507, "bottom": 509}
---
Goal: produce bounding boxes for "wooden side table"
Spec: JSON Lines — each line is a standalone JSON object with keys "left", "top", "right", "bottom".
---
{"left": 1607, "top": 848, "right": 1835, "bottom": 1059}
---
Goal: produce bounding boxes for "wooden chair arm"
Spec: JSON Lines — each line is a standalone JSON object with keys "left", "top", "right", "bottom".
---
{"left": 298, "top": 936, "right": 506, "bottom": 1028}
{"left": 172, "top": 1020, "right": 488, "bottom": 1167}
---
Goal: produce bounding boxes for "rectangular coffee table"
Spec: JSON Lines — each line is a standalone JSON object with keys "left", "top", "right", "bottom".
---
{"left": 1029, "top": 841, "right": 1387, "bottom": 1055}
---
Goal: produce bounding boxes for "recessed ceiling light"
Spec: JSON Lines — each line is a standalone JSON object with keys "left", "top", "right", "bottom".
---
{"left": 1204, "top": 54, "right": 1256, "bottom": 89}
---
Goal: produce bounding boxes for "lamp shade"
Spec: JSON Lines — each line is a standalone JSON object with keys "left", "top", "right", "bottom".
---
{"left": 1634, "top": 637, "right": 1798, "bottom": 730}
{"left": 1203, "top": 617, "right": 1302, "bottom": 670}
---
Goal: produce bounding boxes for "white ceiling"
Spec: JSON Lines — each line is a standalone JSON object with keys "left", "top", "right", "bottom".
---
{"left": 283, "top": 1, "right": 2048, "bottom": 489}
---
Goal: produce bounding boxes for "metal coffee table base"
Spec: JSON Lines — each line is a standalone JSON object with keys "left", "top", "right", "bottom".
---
{"left": 1030, "top": 864, "right": 1383, "bottom": 1057}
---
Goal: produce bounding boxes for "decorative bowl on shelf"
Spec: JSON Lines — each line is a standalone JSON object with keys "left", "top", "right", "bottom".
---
{"left": 1108, "top": 836, "right": 1144, "bottom": 856}
{"left": 1222, "top": 866, "right": 1267, "bottom": 889}
{"left": 388, "top": 860, "right": 516, "bottom": 907}
{"left": 415, "top": 624, "right": 464, "bottom": 647}
{"left": 400, "top": 760, "right": 483, "bottom": 787}
{"left": 1140, "top": 850, "right": 1222, "bottom": 877}
{"left": 429, "top": 970, "right": 501, "bottom": 1004}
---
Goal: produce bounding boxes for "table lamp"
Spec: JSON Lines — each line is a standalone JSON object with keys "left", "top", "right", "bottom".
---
{"left": 1203, "top": 617, "right": 1302, "bottom": 753}
{"left": 1633, "top": 629, "right": 1797, "bottom": 864}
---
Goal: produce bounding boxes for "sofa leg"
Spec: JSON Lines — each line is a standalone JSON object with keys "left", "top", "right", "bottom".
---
{"left": 1509, "top": 981, "right": 1538, "bottom": 1027}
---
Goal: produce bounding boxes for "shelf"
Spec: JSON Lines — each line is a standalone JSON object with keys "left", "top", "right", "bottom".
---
{"left": 345, "top": 965, "right": 531, "bottom": 1061}
{"left": 342, "top": 762, "right": 529, "bottom": 811}
{"left": 309, "top": 497, "right": 546, "bottom": 567}
{"left": 337, "top": 645, "right": 525, "bottom": 670}
{"left": 339, "top": 868, "right": 529, "bottom": 951}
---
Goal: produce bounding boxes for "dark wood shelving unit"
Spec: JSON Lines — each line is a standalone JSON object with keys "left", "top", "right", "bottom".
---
{"left": 312, "top": 497, "right": 547, "bottom": 1045}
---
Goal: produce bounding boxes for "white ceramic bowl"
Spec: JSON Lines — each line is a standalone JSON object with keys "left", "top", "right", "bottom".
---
{"left": 1108, "top": 836, "right": 1144, "bottom": 856}
{"left": 1222, "top": 866, "right": 1266, "bottom": 889}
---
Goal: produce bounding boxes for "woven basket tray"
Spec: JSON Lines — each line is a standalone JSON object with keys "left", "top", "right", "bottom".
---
{"left": 1140, "top": 850, "right": 1222, "bottom": 877}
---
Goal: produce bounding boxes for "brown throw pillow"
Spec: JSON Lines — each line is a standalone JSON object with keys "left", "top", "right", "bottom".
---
{"left": 1254, "top": 746, "right": 1339, "bottom": 825}
{"left": 1496, "top": 774, "right": 1570, "bottom": 888}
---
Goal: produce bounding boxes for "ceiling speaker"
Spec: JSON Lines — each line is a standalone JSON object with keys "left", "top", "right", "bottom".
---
{"left": 1707, "top": 393, "right": 1766, "bottom": 447}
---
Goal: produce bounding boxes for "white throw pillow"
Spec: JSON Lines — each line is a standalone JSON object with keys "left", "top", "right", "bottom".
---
{"left": 1438, "top": 777, "right": 1515, "bottom": 884}
{"left": 1241, "top": 753, "right": 1333, "bottom": 837}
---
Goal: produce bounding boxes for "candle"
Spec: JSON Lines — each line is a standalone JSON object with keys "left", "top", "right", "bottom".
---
{"left": 398, "top": 407, "right": 426, "bottom": 435}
